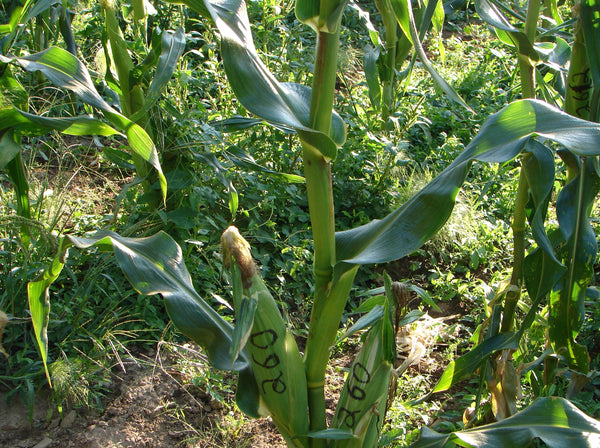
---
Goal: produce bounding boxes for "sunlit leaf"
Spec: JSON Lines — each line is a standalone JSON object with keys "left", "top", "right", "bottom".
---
{"left": 336, "top": 100, "right": 600, "bottom": 265}
{"left": 475, "top": 0, "right": 539, "bottom": 62}
{"left": 411, "top": 397, "right": 600, "bottom": 448}
{"left": 27, "top": 253, "right": 67, "bottom": 386}
{"left": 0, "top": 48, "right": 167, "bottom": 200}
{"left": 28, "top": 231, "right": 261, "bottom": 411}
{"left": 172, "top": 0, "right": 345, "bottom": 160}
{"left": 426, "top": 332, "right": 517, "bottom": 397}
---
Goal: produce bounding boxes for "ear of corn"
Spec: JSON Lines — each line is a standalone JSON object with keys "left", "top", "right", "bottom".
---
{"left": 221, "top": 226, "right": 309, "bottom": 447}
{"left": 331, "top": 273, "right": 397, "bottom": 448}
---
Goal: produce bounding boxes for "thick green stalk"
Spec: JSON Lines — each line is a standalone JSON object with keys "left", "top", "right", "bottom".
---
{"left": 102, "top": 0, "right": 152, "bottom": 195}
{"left": 500, "top": 160, "right": 529, "bottom": 332}
{"left": 503, "top": 0, "right": 540, "bottom": 331}
{"left": 309, "top": 31, "right": 340, "bottom": 134}
{"left": 374, "top": 0, "right": 398, "bottom": 120}
{"left": 305, "top": 265, "right": 358, "bottom": 440}
{"left": 302, "top": 29, "right": 342, "bottom": 443}
{"left": 565, "top": 21, "right": 590, "bottom": 121}
{"left": 517, "top": 0, "right": 541, "bottom": 99}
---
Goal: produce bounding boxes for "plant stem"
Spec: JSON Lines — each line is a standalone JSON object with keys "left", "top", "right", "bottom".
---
{"left": 501, "top": 159, "right": 529, "bottom": 332}
{"left": 502, "top": 0, "right": 540, "bottom": 332}
{"left": 309, "top": 31, "right": 340, "bottom": 134}
{"left": 374, "top": 0, "right": 398, "bottom": 120}
{"left": 517, "top": 0, "right": 541, "bottom": 99}
{"left": 301, "top": 28, "right": 341, "bottom": 443}
{"left": 304, "top": 30, "right": 339, "bottom": 294}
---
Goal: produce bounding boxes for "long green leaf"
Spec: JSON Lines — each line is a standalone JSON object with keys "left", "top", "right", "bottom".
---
{"left": 0, "top": 48, "right": 167, "bottom": 200}
{"left": 0, "top": 48, "right": 114, "bottom": 112}
{"left": 336, "top": 100, "right": 600, "bottom": 265}
{"left": 66, "top": 231, "right": 248, "bottom": 370}
{"left": 426, "top": 332, "right": 517, "bottom": 397}
{"left": 475, "top": 0, "right": 539, "bottom": 62}
{"left": 27, "top": 250, "right": 67, "bottom": 386}
{"left": 392, "top": 0, "right": 473, "bottom": 112}
{"left": 172, "top": 0, "right": 345, "bottom": 161}
{"left": 226, "top": 146, "right": 305, "bottom": 183}
{"left": 411, "top": 397, "right": 600, "bottom": 448}
{"left": 131, "top": 27, "right": 186, "bottom": 122}
{"left": 523, "top": 140, "right": 559, "bottom": 264}
{"left": 549, "top": 158, "right": 600, "bottom": 372}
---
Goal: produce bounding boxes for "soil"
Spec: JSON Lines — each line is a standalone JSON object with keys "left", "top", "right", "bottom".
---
{"left": 0, "top": 344, "right": 358, "bottom": 448}
{"left": 0, "top": 347, "right": 287, "bottom": 448}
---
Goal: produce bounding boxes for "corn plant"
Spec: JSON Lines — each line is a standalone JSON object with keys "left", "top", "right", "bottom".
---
{"left": 418, "top": 0, "right": 600, "bottom": 424}
{"left": 0, "top": 47, "right": 168, "bottom": 230}
{"left": 357, "top": 0, "right": 472, "bottom": 123}
{"left": 0, "top": 0, "right": 194, "bottom": 237}
{"left": 26, "top": 0, "right": 600, "bottom": 446}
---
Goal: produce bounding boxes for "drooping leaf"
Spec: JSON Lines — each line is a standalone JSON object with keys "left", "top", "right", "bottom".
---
{"left": 424, "top": 332, "right": 518, "bottom": 398}
{"left": 391, "top": 0, "right": 473, "bottom": 112}
{"left": 226, "top": 145, "right": 305, "bottom": 183}
{"left": 18, "top": 109, "right": 121, "bottom": 136}
{"left": 172, "top": 0, "right": 345, "bottom": 161}
{"left": 475, "top": 0, "right": 539, "bottom": 62}
{"left": 0, "top": 48, "right": 113, "bottom": 112}
{"left": 336, "top": 100, "right": 600, "bottom": 265}
{"left": 549, "top": 157, "right": 600, "bottom": 373}
{"left": 28, "top": 231, "right": 261, "bottom": 411}
{"left": 24, "top": 0, "right": 61, "bottom": 23}
{"left": 411, "top": 397, "right": 600, "bottom": 448}
{"left": 27, "top": 250, "right": 67, "bottom": 386}
{"left": 131, "top": 27, "right": 186, "bottom": 122}
{"left": 65, "top": 231, "right": 248, "bottom": 370}
{"left": 0, "top": 48, "right": 167, "bottom": 200}
{"left": 523, "top": 140, "right": 560, "bottom": 265}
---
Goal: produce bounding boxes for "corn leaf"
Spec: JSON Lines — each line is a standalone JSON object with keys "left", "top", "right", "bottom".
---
{"left": 336, "top": 99, "right": 600, "bottom": 265}
{"left": 523, "top": 140, "right": 560, "bottom": 265}
{"left": 131, "top": 27, "right": 186, "bottom": 122}
{"left": 27, "top": 251, "right": 68, "bottom": 386}
{"left": 172, "top": 0, "right": 345, "bottom": 161}
{"left": 0, "top": 48, "right": 167, "bottom": 200}
{"left": 423, "top": 332, "right": 517, "bottom": 398}
{"left": 0, "top": 130, "right": 22, "bottom": 169}
{"left": 390, "top": 0, "right": 473, "bottom": 113}
{"left": 549, "top": 158, "right": 600, "bottom": 372}
{"left": 295, "top": 0, "right": 349, "bottom": 32}
{"left": 331, "top": 274, "right": 396, "bottom": 447}
{"left": 475, "top": 0, "right": 539, "bottom": 62}
{"left": 411, "top": 397, "right": 600, "bottom": 448}
{"left": 28, "top": 232, "right": 260, "bottom": 409}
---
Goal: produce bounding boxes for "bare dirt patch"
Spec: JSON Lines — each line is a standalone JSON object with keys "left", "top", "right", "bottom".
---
{"left": 0, "top": 347, "right": 286, "bottom": 448}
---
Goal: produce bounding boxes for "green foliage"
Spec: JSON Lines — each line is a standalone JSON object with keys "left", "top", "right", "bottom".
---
{"left": 2, "top": 0, "right": 600, "bottom": 446}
